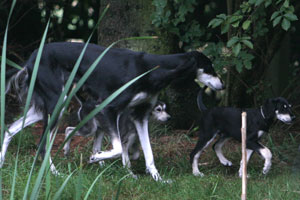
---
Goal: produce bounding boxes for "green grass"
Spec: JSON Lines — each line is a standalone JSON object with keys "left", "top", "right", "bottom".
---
{"left": 1, "top": 126, "right": 299, "bottom": 200}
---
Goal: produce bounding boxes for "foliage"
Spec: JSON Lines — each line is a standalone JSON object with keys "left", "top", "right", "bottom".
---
{"left": 152, "top": 0, "right": 298, "bottom": 74}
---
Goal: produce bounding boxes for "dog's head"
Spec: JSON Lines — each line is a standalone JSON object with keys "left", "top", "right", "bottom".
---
{"left": 151, "top": 101, "right": 170, "bottom": 122}
{"left": 263, "top": 97, "right": 296, "bottom": 124}
{"left": 192, "top": 52, "right": 224, "bottom": 91}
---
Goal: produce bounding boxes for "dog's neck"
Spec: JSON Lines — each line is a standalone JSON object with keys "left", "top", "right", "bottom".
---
{"left": 260, "top": 105, "right": 275, "bottom": 128}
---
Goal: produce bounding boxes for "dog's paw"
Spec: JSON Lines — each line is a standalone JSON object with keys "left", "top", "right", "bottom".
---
{"left": 193, "top": 171, "right": 204, "bottom": 177}
{"left": 98, "top": 160, "right": 105, "bottom": 167}
{"left": 262, "top": 168, "right": 270, "bottom": 175}
{"left": 221, "top": 160, "right": 232, "bottom": 166}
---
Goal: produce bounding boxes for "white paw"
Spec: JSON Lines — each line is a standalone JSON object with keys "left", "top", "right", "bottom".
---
{"left": 98, "top": 160, "right": 105, "bottom": 167}
{"left": 89, "top": 151, "right": 103, "bottom": 163}
{"left": 221, "top": 160, "right": 232, "bottom": 166}
{"left": 193, "top": 171, "right": 204, "bottom": 177}
{"left": 263, "top": 168, "right": 270, "bottom": 175}
{"left": 238, "top": 172, "right": 250, "bottom": 178}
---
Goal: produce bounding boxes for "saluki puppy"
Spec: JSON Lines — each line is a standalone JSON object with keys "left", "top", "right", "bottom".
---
{"left": 63, "top": 100, "right": 170, "bottom": 171}
{"left": 191, "top": 87, "right": 295, "bottom": 177}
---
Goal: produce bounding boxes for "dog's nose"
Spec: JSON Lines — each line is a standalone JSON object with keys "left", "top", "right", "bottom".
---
{"left": 166, "top": 115, "right": 171, "bottom": 121}
{"left": 291, "top": 115, "right": 296, "bottom": 121}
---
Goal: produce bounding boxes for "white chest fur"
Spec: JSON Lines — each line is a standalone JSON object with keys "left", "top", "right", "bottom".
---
{"left": 258, "top": 130, "right": 264, "bottom": 138}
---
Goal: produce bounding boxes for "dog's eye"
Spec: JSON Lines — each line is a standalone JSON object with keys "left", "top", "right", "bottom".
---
{"left": 289, "top": 104, "right": 292, "bottom": 108}
{"left": 156, "top": 107, "right": 162, "bottom": 112}
{"left": 284, "top": 105, "right": 287, "bottom": 108}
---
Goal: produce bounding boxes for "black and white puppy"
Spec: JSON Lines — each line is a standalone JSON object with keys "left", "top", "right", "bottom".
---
{"left": 64, "top": 100, "right": 170, "bottom": 170}
{"left": 190, "top": 88, "right": 295, "bottom": 177}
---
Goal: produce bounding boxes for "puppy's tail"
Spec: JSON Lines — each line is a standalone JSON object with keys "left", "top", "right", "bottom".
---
{"left": 197, "top": 86, "right": 208, "bottom": 111}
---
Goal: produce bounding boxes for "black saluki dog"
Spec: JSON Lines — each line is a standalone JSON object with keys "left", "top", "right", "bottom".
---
{"left": 190, "top": 87, "right": 295, "bottom": 177}
{"left": 2, "top": 42, "right": 223, "bottom": 181}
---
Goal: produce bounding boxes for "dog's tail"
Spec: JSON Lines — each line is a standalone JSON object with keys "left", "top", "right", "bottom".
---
{"left": 6, "top": 66, "right": 29, "bottom": 102}
{"left": 197, "top": 86, "right": 208, "bottom": 111}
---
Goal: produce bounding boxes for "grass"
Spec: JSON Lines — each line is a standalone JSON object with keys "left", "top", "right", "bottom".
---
{"left": 1, "top": 124, "right": 299, "bottom": 199}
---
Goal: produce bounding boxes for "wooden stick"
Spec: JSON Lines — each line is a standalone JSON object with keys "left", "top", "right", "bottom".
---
{"left": 241, "top": 112, "right": 247, "bottom": 200}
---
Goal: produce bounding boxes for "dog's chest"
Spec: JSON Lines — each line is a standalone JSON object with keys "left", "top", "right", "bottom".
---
{"left": 257, "top": 130, "right": 265, "bottom": 138}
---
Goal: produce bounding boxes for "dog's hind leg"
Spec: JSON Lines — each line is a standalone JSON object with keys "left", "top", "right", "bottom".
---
{"left": 213, "top": 136, "right": 232, "bottom": 166}
{"left": 0, "top": 106, "right": 43, "bottom": 168}
{"left": 190, "top": 134, "right": 217, "bottom": 177}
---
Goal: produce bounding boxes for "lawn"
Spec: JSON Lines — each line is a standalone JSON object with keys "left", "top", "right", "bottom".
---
{"left": 1, "top": 124, "right": 299, "bottom": 199}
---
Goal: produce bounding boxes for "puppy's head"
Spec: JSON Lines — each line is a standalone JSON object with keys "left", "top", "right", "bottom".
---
{"left": 151, "top": 101, "right": 170, "bottom": 122}
{"left": 263, "top": 97, "right": 295, "bottom": 124}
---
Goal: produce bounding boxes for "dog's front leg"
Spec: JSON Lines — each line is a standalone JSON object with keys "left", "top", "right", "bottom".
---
{"left": 259, "top": 145, "right": 272, "bottom": 175}
{"left": 133, "top": 119, "right": 161, "bottom": 181}
{"left": 238, "top": 148, "right": 253, "bottom": 178}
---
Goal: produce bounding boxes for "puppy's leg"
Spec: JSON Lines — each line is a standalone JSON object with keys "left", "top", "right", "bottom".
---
{"left": 63, "top": 127, "right": 75, "bottom": 156}
{"left": 89, "top": 132, "right": 122, "bottom": 162}
{"left": 121, "top": 133, "right": 138, "bottom": 179}
{"left": 92, "top": 131, "right": 105, "bottom": 167}
{"left": 238, "top": 148, "right": 253, "bottom": 178}
{"left": 190, "top": 134, "right": 217, "bottom": 177}
{"left": 213, "top": 136, "right": 232, "bottom": 166}
{"left": 258, "top": 145, "right": 272, "bottom": 175}
{"left": 0, "top": 106, "right": 43, "bottom": 167}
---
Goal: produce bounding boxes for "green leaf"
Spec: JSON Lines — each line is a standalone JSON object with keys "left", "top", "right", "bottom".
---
{"left": 265, "top": 0, "right": 272, "bottom": 7}
{"left": 242, "top": 20, "right": 251, "bottom": 30}
{"left": 231, "top": 21, "right": 240, "bottom": 28}
{"left": 227, "top": 36, "right": 239, "bottom": 47}
{"left": 233, "top": 43, "right": 241, "bottom": 56}
{"left": 221, "top": 23, "right": 230, "bottom": 34}
{"left": 242, "top": 40, "right": 254, "bottom": 49}
{"left": 208, "top": 18, "right": 223, "bottom": 28}
{"left": 255, "top": 0, "right": 264, "bottom": 6}
{"left": 271, "top": 11, "right": 280, "bottom": 20}
{"left": 283, "top": 0, "right": 289, "bottom": 8}
{"left": 284, "top": 13, "right": 298, "bottom": 21}
{"left": 273, "top": 16, "right": 282, "bottom": 27}
{"left": 235, "top": 60, "right": 243, "bottom": 73}
{"left": 216, "top": 13, "right": 227, "bottom": 20}
{"left": 244, "top": 60, "right": 252, "bottom": 70}
{"left": 281, "top": 18, "right": 291, "bottom": 31}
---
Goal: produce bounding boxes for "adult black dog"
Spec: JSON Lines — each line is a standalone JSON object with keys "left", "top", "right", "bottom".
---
{"left": 191, "top": 87, "right": 295, "bottom": 177}
{"left": 2, "top": 42, "right": 224, "bottom": 181}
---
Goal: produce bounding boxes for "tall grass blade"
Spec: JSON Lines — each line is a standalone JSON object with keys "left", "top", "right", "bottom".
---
{"left": 30, "top": 124, "right": 58, "bottom": 200}
{"left": 22, "top": 19, "right": 50, "bottom": 200}
{"left": 0, "top": 1, "right": 16, "bottom": 200}
{"left": 52, "top": 170, "right": 77, "bottom": 200}
{"left": 84, "top": 160, "right": 118, "bottom": 200}
{"left": 0, "top": 56, "right": 22, "bottom": 70}
{"left": 113, "top": 174, "right": 131, "bottom": 200}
